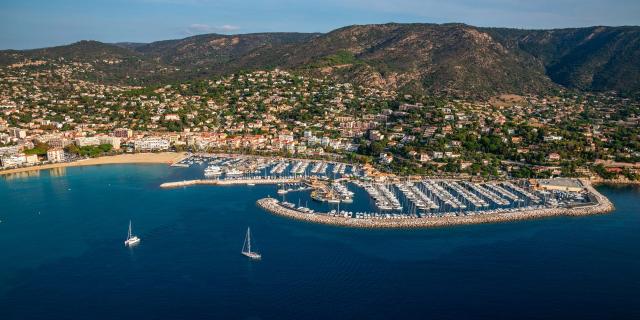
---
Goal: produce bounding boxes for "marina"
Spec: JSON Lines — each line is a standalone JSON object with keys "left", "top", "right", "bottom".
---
{"left": 257, "top": 182, "right": 614, "bottom": 228}
{"left": 161, "top": 154, "right": 615, "bottom": 228}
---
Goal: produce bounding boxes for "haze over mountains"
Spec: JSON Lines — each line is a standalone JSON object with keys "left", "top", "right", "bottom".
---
{"left": 2, "top": 23, "right": 639, "bottom": 97}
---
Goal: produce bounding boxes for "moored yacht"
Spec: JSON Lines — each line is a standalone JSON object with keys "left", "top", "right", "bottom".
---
{"left": 124, "top": 220, "right": 141, "bottom": 247}
{"left": 225, "top": 168, "right": 244, "bottom": 176}
{"left": 204, "top": 165, "right": 222, "bottom": 177}
{"left": 241, "top": 227, "right": 261, "bottom": 260}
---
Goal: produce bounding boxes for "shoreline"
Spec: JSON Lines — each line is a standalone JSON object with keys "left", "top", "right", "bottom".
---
{"left": 1, "top": 151, "right": 621, "bottom": 228}
{"left": 256, "top": 182, "right": 615, "bottom": 229}
{"left": 591, "top": 178, "right": 640, "bottom": 186}
{"left": 0, "top": 152, "right": 187, "bottom": 176}
{"left": 9, "top": 150, "right": 637, "bottom": 186}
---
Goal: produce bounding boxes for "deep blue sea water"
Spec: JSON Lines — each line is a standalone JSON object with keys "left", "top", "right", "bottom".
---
{"left": 0, "top": 164, "right": 639, "bottom": 320}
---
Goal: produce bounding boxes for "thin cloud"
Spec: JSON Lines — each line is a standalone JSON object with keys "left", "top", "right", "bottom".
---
{"left": 184, "top": 23, "right": 240, "bottom": 35}
{"left": 219, "top": 24, "right": 240, "bottom": 32}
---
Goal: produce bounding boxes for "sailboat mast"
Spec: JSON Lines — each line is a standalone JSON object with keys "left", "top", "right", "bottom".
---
{"left": 247, "top": 227, "right": 251, "bottom": 253}
{"left": 242, "top": 229, "right": 247, "bottom": 253}
{"left": 128, "top": 220, "right": 132, "bottom": 239}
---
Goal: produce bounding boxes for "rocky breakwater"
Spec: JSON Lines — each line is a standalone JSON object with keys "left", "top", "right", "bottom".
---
{"left": 160, "top": 177, "right": 302, "bottom": 188}
{"left": 256, "top": 184, "right": 615, "bottom": 228}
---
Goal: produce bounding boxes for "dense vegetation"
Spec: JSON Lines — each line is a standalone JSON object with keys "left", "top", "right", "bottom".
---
{"left": 2, "top": 24, "right": 638, "bottom": 97}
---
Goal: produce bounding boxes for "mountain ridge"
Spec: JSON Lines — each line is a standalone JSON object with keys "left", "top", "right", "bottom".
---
{"left": 2, "top": 23, "right": 638, "bottom": 97}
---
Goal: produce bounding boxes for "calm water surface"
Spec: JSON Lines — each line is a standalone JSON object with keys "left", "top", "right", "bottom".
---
{"left": 0, "top": 165, "right": 639, "bottom": 319}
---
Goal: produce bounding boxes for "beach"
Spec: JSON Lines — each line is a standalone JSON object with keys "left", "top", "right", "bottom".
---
{"left": 0, "top": 152, "right": 187, "bottom": 176}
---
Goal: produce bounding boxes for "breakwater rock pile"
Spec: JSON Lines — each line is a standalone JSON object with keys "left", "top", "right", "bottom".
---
{"left": 160, "top": 178, "right": 301, "bottom": 188}
{"left": 256, "top": 185, "right": 614, "bottom": 229}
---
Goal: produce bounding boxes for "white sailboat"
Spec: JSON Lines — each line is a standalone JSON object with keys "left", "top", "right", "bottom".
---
{"left": 277, "top": 183, "right": 288, "bottom": 195}
{"left": 124, "top": 220, "right": 141, "bottom": 247}
{"left": 241, "top": 227, "right": 261, "bottom": 260}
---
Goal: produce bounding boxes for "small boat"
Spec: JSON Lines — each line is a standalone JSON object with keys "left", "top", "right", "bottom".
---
{"left": 124, "top": 220, "right": 141, "bottom": 247}
{"left": 225, "top": 168, "right": 244, "bottom": 176}
{"left": 204, "top": 165, "right": 222, "bottom": 177}
{"left": 241, "top": 227, "right": 261, "bottom": 260}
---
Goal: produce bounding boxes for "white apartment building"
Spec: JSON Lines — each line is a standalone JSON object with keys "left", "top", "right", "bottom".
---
{"left": 0, "top": 154, "right": 25, "bottom": 167}
{"left": 9, "top": 128, "right": 27, "bottom": 139}
{"left": 47, "top": 148, "right": 65, "bottom": 163}
{"left": 99, "top": 136, "right": 121, "bottom": 150}
{"left": 134, "top": 137, "right": 170, "bottom": 151}
{"left": 0, "top": 153, "right": 36, "bottom": 167}
{"left": 74, "top": 137, "right": 101, "bottom": 147}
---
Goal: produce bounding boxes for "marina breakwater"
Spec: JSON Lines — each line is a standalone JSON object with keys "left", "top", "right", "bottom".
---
{"left": 256, "top": 184, "right": 615, "bottom": 229}
{"left": 160, "top": 178, "right": 302, "bottom": 188}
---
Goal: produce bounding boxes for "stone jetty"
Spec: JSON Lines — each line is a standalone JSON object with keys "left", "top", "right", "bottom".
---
{"left": 160, "top": 177, "right": 302, "bottom": 188}
{"left": 256, "top": 183, "right": 614, "bottom": 229}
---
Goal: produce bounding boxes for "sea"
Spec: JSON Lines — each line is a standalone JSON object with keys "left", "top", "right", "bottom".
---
{"left": 0, "top": 164, "right": 638, "bottom": 320}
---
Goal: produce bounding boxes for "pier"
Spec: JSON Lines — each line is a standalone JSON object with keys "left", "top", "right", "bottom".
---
{"left": 160, "top": 177, "right": 302, "bottom": 188}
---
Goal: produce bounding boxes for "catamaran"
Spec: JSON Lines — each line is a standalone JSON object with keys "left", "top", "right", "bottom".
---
{"left": 124, "top": 220, "right": 141, "bottom": 247}
{"left": 241, "top": 227, "right": 261, "bottom": 260}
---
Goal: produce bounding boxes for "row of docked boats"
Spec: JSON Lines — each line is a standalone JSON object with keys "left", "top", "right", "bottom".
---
{"left": 310, "top": 161, "right": 328, "bottom": 174}
{"left": 443, "top": 181, "right": 489, "bottom": 208}
{"left": 502, "top": 181, "right": 542, "bottom": 203}
{"left": 332, "top": 163, "right": 347, "bottom": 175}
{"left": 461, "top": 181, "right": 508, "bottom": 206}
{"left": 204, "top": 165, "right": 243, "bottom": 177}
{"left": 484, "top": 183, "right": 522, "bottom": 203}
{"left": 331, "top": 182, "right": 354, "bottom": 203}
{"left": 204, "top": 165, "right": 223, "bottom": 177}
{"left": 420, "top": 204, "right": 550, "bottom": 218}
{"left": 360, "top": 182, "right": 403, "bottom": 211}
{"left": 277, "top": 182, "right": 309, "bottom": 195}
{"left": 270, "top": 161, "right": 289, "bottom": 175}
{"left": 421, "top": 180, "right": 467, "bottom": 209}
{"left": 291, "top": 161, "right": 310, "bottom": 175}
{"left": 396, "top": 182, "right": 439, "bottom": 211}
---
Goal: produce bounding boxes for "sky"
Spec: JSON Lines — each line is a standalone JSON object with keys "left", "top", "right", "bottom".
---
{"left": 1, "top": 0, "right": 639, "bottom": 49}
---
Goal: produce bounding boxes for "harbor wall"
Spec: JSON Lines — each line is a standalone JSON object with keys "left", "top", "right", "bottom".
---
{"left": 256, "top": 182, "right": 614, "bottom": 229}
{"left": 160, "top": 178, "right": 302, "bottom": 188}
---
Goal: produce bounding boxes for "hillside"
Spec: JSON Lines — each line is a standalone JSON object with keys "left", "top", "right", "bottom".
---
{"left": 2, "top": 23, "right": 639, "bottom": 96}
{"left": 129, "top": 32, "right": 319, "bottom": 67}
{"left": 230, "top": 23, "right": 555, "bottom": 96}
{"left": 0, "top": 40, "right": 173, "bottom": 84}
{"left": 485, "top": 26, "right": 640, "bottom": 94}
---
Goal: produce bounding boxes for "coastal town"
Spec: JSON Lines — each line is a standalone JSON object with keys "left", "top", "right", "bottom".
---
{"left": 4, "top": 2, "right": 640, "bottom": 318}
{"left": 1, "top": 58, "right": 639, "bottom": 184}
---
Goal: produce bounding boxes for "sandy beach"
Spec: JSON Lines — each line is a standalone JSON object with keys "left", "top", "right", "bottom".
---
{"left": 0, "top": 152, "right": 187, "bottom": 176}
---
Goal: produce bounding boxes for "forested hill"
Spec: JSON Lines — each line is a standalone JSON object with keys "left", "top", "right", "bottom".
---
{"left": 2, "top": 23, "right": 639, "bottom": 97}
